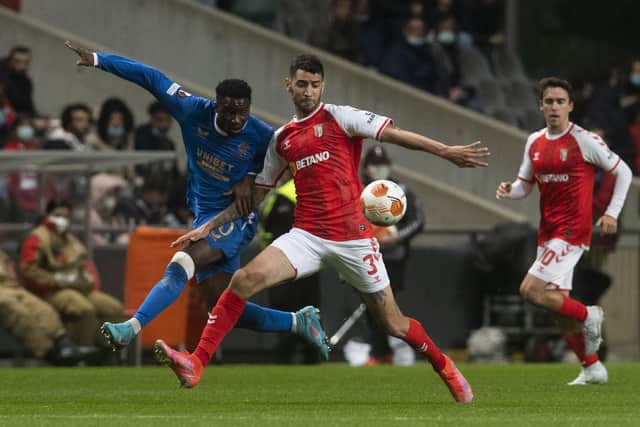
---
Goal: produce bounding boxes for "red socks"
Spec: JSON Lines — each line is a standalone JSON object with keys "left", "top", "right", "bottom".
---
{"left": 564, "top": 332, "right": 599, "bottom": 367}
{"left": 193, "top": 288, "right": 247, "bottom": 367}
{"left": 559, "top": 296, "right": 588, "bottom": 321}
{"left": 403, "top": 318, "right": 446, "bottom": 371}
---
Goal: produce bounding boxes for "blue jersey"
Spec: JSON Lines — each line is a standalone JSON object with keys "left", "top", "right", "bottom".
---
{"left": 95, "top": 53, "right": 273, "bottom": 219}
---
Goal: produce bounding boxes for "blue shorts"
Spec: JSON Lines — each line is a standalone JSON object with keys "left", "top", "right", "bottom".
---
{"left": 192, "top": 212, "right": 258, "bottom": 283}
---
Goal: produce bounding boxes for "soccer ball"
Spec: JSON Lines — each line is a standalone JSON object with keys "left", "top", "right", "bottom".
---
{"left": 360, "top": 179, "right": 407, "bottom": 226}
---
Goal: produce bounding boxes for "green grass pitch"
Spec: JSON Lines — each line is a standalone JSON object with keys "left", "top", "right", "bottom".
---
{"left": 1, "top": 363, "right": 639, "bottom": 426}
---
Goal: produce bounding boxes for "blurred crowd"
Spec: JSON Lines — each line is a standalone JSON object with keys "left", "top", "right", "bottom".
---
{"left": 0, "top": 46, "right": 194, "bottom": 244}
{"left": 203, "top": 0, "right": 640, "bottom": 175}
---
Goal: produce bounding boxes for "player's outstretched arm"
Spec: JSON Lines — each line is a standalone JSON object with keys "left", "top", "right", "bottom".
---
{"left": 170, "top": 187, "right": 270, "bottom": 247}
{"left": 496, "top": 178, "right": 532, "bottom": 200}
{"left": 65, "top": 41, "right": 190, "bottom": 121}
{"left": 379, "top": 125, "right": 490, "bottom": 168}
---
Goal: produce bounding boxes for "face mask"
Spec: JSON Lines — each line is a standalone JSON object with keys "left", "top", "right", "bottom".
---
{"left": 630, "top": 73, "right": 640, "bottom": 86}
{"left": 48, "top": 215, "right": 70, "bottom": 234}
{"left": 107, "top": 127, "right": 125, "bottom": 139}
{"left": 366, "top": 165, "right": 391, "bottom": 180}
{"left": 17, "top": 125, "right": 34, "bottom": 141}
{"left": 437, "top": 31, "right": 456, "bottom": 45}
{"left": 406, "top": 36, "right": 425, "bottom": 46}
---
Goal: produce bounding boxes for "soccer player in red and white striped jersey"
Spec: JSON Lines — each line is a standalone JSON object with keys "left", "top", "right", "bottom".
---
{"left": 158, "top": 54, "right": 490, "bottom": 402}
{"left": 497, "top": 77, "right": 632, "bottom": 385}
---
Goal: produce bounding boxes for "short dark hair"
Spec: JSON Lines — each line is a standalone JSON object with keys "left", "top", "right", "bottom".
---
{"left": 289, "top": 54, "right": 324, "bottom": 78}
{"left": 148, "top": 101, "right": 170, "bottom": 117}
{"left": 45, "top": 199, "right": 72, "bottom": 214}
{"left": 215, "top": 79, "right": 251, "bottom": 101}
{"left": 9, "top": 45, "right": 31, "bottom": 59}
{"left": 539, "top": 77, "right": 573, "bottom": 102}
{"left": 61, "top": 103, "right": 92, "bottom": 130}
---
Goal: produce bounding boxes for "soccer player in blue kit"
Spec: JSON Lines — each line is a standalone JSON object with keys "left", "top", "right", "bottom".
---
{"left": 65, "top": 41, "right": 330, "bottom": 360}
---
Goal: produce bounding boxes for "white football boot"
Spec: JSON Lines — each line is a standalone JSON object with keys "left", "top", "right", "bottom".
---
{"left": 583, "top": 306, "right": 604, "bottom": 356}
{"left": 567, "top": 361, "right": 608, "bottom": 385}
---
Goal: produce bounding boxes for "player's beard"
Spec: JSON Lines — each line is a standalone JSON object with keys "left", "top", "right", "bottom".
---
{"left": 299, "top": 98, "right": 320, "bottom": 116}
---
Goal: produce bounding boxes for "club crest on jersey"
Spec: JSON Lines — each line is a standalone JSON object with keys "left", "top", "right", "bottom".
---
{"left": 560, "top": 149, "right": 568, "bottom": 162}
{"left": 237, "top": 142, "right": 250, "bottom": 159}
{"left": 533, "top": 152, "right": 540, "bottom": 161}
{"left": 314, "top": 124, "right": 323, "bottom": 138}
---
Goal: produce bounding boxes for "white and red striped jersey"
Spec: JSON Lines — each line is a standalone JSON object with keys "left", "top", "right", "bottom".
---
{"left": 255, "top": 103, "right": 392, "bottom": 241}
{"left": 517, "top": 123, "right": 621, "bottom": 247}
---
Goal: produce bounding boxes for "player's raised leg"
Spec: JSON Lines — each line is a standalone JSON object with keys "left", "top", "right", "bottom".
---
{"left": 200, "top": 272, "right": 326, "bottom": 350}
{"left": 361, "top": 286, "right": 473, "bottom": 403}
{"left": 155, "top": 245, "right": 327, "bottom": 388}
{"left": 519, "top": 273, "right": 604, "bottom": 356}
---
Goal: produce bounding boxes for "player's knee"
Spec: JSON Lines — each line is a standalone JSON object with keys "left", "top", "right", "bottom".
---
{"left": 520, "top": 282, "right": 541, "bottom": 304}
{"left": 229, "top": 268, "right": 263, "bottom": 299}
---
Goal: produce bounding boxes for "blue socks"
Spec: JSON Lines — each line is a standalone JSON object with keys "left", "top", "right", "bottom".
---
{"left": 133, "top": 262, "right": 293, "bottom": 333}
{"left": 236, "top": 302, "right": 293, "bottom": 332}
{"left": 134, "top": 262, "right": 187, "bottom": 327}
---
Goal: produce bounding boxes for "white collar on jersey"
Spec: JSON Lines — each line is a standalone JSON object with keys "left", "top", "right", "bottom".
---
{"left": 213, "top": 113, "right": 248, "bottom": 136}
{"left": 545, "top": 122, "right": 574, "bottom": 140}
{"left": 293, "top": 102, "right": 324, "bottom": 123}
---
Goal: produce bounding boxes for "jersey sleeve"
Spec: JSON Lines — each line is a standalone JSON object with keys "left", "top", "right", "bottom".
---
{"left": 324, "top": 104, "right": 392, "bottom": 140}
{"left": 255, "top": 133, "right": 289, "bottom": 188}
{"left": 248, "top": 128, "right": 274, "bottom": 176}
{"left": 516, "top": 133, "right": 536, "bottom": 183}
{"left": 95, "top": 52, "right": 205, "bottom": 123}
{"left": 576, "top": 131, "right": 621, "bottom": 172}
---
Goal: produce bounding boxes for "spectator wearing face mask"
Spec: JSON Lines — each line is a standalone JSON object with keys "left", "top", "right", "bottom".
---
{"left": 359, "top": 145, "right": 425, "bottom": 365}
{"left": 3, "top": 115, "right": 43, "bottom": 221}
{"left": 134, "top": 101, "right": 178, "bottom": 181}
{"left": 379, "top": 17, "right": 450, "bottom": 96}
{"left": 430, "top": 14, "right": 477, "bottom": 109}
{"left": 0, "top": 46, "right": 36, "bottom": 116}
{"left": 95, "top": 98, "right": 135, "bottom": 151}
{"left": 19, "top": 199, "right": 125, "bottom": 348}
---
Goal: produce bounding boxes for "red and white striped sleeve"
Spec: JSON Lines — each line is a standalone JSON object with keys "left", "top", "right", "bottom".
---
{"left": 324, "top": 104, "right": 392, "bottom": 141}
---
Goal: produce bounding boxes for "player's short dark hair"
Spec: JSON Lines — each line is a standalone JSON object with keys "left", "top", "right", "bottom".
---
{"left": 9, "top": 45, "right": 31, "bottom": 59}
{"left": 61, "top": 103, "right": 93, "bottom": 130}
{"left": 45, "top": 199, "right": 72, "bottom": 214}
{"left": 539, "top": 77, "right": 573, "bottom": 102}
{"left": 148, "top": 101, "right": 170, "bottom": 117}
{"left": 289, "top": 54, "right": 324, "bottom": 78}
{"left": 215, "top": 79, "right": 251, "bottom": 101}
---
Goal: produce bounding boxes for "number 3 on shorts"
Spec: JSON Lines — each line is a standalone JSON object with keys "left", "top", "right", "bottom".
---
{"left": 362, "top": 253, "right": 380, "bottom": 275}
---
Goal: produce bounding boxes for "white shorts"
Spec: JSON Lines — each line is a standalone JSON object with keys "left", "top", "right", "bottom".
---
{"left": 528, "top": 238, "right": 585, "bottom": 290}
{"left": 271, "top": 227, "right": 390, "bottom": 294}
